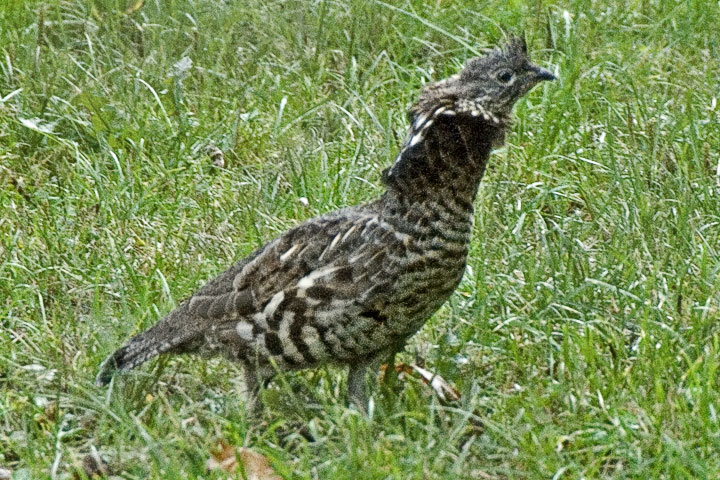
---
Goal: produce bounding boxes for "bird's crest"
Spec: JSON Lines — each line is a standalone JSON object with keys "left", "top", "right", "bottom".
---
{"left": 408, "top": 36, "right": 554, "bottom": 133}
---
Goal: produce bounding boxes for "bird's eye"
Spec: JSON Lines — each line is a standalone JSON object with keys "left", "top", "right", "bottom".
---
{"left": 498, "top": 71, "right": 513, "bottom": 83}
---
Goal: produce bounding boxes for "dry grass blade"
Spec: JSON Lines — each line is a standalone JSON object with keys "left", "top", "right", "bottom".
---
{"left": 383, "top": 363, "right": 461, "bottom": 402}
{"left": 409, "top": 364, "right": 461, "bottom": 402}
{"left": 124, "top": 0, "right": 145, "bottom": 15}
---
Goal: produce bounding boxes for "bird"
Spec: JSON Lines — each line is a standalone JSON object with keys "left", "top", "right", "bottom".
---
{"left": 95, "top": 37, "right": 555, "bottom": 413}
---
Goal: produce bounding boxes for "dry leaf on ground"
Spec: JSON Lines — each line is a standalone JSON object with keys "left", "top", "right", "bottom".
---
{"left": 206, "top": 441, "right": 283, "bottom": 480}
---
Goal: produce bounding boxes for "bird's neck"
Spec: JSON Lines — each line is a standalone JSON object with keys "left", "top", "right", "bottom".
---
{"left": 380, "top": 113, "right": 502, "bottom": 216}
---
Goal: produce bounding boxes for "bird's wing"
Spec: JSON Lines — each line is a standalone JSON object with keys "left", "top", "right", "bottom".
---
{"left": 185, "top": 209, "right": 414, "bottom": 364}
{"left": 188, "top": 209, "right": 408, "bottom": 320}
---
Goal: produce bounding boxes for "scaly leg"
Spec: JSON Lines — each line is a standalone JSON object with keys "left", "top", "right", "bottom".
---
{"left": 382, "top": 350, "right": 399, "bottom": 389}
{"left": 382, "top": 339, "right": 407, "bottom": 388}
{"left": 243, "top": 365, "right": 274, "bottom": 417}
{"left": 347, "top": 361, "right": 370, "bottom": 412}
{"left": 347, "top": 344, "right": 404, "bottom": 412}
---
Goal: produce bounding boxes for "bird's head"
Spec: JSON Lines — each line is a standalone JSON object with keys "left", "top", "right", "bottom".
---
{"left": 410, "top": 37, "right": 555, "bottom": 140}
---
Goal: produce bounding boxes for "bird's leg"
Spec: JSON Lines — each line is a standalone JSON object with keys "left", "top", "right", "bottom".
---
{"left": 382, "top": 350, "right": 399, "bottom": 389}
{"left": 347, "top": 362, "right": 370, "bottom": 412}
{"left": 382, "top": 340, "right": 406, "bottom": 389}
{"left": 348, "top": 347, "right": 403, "bottom": 412}
{"left": 243, "top": 367, "right": 262, "bottom": 416}
{"left": 243, "top": 366, "right": 274, "bottom": 417}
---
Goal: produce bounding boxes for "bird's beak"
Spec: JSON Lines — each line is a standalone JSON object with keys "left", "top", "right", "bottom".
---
{"left": 533, "top": 66, "right": 556, "bottom": 81}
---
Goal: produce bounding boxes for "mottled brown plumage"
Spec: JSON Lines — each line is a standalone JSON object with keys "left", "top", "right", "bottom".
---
{"left": 96, "top": 38, "right": 554, "bottom": 412}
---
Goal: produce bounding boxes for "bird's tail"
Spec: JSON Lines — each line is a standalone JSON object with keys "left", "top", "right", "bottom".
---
{"left": 95, "top": 302, "right": 202, "bottom": 386}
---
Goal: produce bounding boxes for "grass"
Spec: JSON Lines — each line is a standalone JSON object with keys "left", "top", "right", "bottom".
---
{"left": 1, "top": 0, "right": 719, "bottom": 478}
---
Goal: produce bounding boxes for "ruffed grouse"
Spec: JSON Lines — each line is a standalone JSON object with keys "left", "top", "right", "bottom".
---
{"left": 96, "top": 38, "right": 554, "bottom": 412}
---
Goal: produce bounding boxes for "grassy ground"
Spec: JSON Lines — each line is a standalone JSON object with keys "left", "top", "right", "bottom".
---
{"left": 1, "top": 0, "right": 719, "bottom": 478}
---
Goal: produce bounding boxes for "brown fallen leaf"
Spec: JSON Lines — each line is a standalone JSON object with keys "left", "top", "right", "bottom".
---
{"left": 206, "top": 441, "right": 236, "bottom": 473}
{"left": 207, "top": 441, "right": 283, "bottom": 480}
{"left": 381, "top": 363, "right": 461, "bottom": 402}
